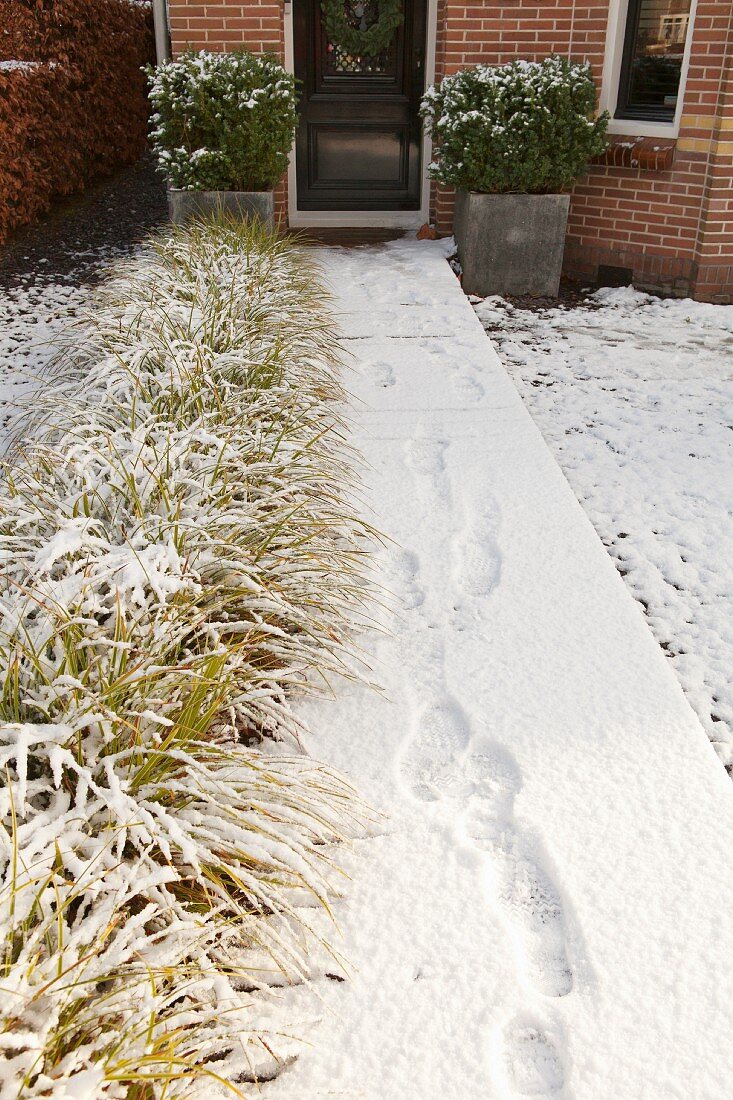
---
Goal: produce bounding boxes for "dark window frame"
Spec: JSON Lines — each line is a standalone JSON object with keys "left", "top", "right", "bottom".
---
{"left": 615, "top": 0, "right": 690, "bottom": 123}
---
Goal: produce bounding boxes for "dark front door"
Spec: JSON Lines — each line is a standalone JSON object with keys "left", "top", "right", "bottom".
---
{"left": 293, "top": 0, "right": 427, "bottom": 211}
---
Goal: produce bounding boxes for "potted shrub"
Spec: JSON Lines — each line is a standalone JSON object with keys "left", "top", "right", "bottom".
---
{"left": 148, "top": 49, "right": 298, "bottom": 228}
{"left": 421, "top": 57, "right": 608, "bottom": 297}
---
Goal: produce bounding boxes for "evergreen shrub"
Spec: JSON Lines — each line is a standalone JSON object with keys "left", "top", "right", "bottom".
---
{"left": 421, "top": 57, "right": 608, "bottom": 194}
{"left": 148, "top": 50, "right": 298, "bottom": 191}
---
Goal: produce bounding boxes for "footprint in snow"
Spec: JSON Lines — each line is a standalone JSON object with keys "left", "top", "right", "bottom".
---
{"left": 404, "top": 436, "right": 446, "bottom": 476}
{"left": 400, "top": 696, "right": 473, "bottom": 802}
{"left": 478, "top": 824, "right": 574, "bottom": 999}
{"left": 463, "top": 741, "right": 520, "bottom": 818}
{"left": 458, "top": 535, "right": 502, "bottom": 597}
{"left": 456, "top": 496, "right": 502, "bottom": 598}
{"left": 401, "top": 719, "right": 575, "bottom": 998}
{"left": 453, "top": 371, "right": 485, "bottom": 404}
{"left": 363, "top": 357, "right": 396, "bottom": 388}
{"left": 465, "top": 753, "right": 574, "bottom": 999}
{"left": 503, "top": 1020, "right": 565, "bottom": 1097}
{"left": 404, "top": 436, "right": 451, "bottom": 509}
{"left": 386, "top": 547, "right": 425, "bottom": 611}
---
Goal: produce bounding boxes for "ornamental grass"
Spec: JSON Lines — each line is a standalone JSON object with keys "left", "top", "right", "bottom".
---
{"left": 0, "top": 219, "right": 375, "bottom": 1097}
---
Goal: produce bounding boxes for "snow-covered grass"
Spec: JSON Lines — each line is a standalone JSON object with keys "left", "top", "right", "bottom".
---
{"left": 475, "top": 287, "right": 733, "bottom": 771}
{"left": 0, "top": 219, "right": 375, "bottom": 1097}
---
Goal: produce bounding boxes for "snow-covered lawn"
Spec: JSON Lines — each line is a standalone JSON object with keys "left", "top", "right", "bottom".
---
{"left": 474, "top": 289, "right": 733, "bottom": 773}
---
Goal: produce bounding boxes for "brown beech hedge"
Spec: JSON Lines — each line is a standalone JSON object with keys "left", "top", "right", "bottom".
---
{"left": 0, "top": 0, "right": 154, "bottom": 244}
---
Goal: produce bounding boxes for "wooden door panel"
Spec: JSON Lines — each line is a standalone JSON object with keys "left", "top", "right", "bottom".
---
{"left": 312, "top": 127, "right": 407, "bottom": 184}
{"left": 293, "top": 0, "right": 427, "bottom": 211}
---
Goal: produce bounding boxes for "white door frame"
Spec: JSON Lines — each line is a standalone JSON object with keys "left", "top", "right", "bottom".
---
{"left": 284, "top": 0, "right": 437, "bottom": 229}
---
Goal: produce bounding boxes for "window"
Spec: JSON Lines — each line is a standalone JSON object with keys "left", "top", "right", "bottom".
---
{"left": 616, "top": 0, "right": 693, "bottom": 122}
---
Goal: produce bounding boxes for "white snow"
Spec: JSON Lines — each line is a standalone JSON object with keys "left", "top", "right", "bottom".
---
{"left": 0, "top": 61, "right": 41, "bottom": 72}
{"left": 0, "top": 280, "right": 90, "bottom": 452}
{"left": 265, "top": 242, "right": 733, "bottom": 1100}
{"left": 474, "top": 289, "right": 733, "bottom": 771}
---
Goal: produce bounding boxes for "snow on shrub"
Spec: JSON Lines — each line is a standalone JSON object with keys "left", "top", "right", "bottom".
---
{"left": 148, "top": 50, "right": 298, "bottom": 192}
{"left": 421, "top": 57, "right": 608, "bottom": 195}
{"left": 0, "top": 219, "right": 373, "bottom": 1096}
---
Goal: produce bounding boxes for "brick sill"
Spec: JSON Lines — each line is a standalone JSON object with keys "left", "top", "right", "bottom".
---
{"left": 594, "top": 136, "right": 676, "bottom": 172}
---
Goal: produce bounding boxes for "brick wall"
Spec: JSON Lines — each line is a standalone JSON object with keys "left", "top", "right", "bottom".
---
{"left": 688, "top": 2, "right": 733, "bottom": 300}
{"left": 564, "top": 1, "right": 733, "bottom": 300}
{"left": 169, "top": 1, "right": 284, "bottom": 53}
{"left": 167, "top": 0, "right": 733, "bottom": 300}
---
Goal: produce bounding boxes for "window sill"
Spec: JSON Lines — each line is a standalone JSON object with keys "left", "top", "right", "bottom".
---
{"left": 595, "top": 135, "right": 677, "bottom": 171}
{"left": 606, "top": 117, "right": 679, "bottom": 140}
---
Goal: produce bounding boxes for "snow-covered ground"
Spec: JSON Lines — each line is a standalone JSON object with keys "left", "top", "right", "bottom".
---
{"left": 474, "top": 289, "right": 733, "bottom": 772}
{"left": 266, "top": 241, "right": 733, "bottom": 1100}
{"left": 3, "top": 243, "right": 732, "bottom": 1098}
{"left": 0, "top": 280, "right": 91, "bottom": 450}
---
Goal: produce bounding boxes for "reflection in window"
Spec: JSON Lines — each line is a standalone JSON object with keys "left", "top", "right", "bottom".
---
{"left": 616, "top": 0, "right": 693, "bottom": 122}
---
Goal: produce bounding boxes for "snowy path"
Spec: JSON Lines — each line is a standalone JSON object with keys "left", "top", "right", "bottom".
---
{"left": 474, "top": 291, "right": 733, "bottom": 773}
{"left": 270, "top": 241, "right": 733, "bottom": 1100}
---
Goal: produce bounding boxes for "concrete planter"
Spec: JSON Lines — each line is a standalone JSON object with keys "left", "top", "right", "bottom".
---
{"left": 167, "top": 189, "right": 274, "bottom": 230}
{"left": 454, "top": 191, "right": 570, "bottom": 297}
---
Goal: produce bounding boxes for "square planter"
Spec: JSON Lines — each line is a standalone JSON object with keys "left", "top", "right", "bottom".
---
{"left": 454, "top": 191, "right": 570, "bottom": 297}
{"left": 167, "top": 189, "right": 275, "bottom": 230}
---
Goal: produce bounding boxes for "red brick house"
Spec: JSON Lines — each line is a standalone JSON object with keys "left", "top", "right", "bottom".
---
{"left": 162, "top": 2, "right": 733, "bottom": 301}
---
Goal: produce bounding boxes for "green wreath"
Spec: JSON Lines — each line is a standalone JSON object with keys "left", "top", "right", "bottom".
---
{"left": 321, "top": 0, "right": 404, "bottom": 57}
